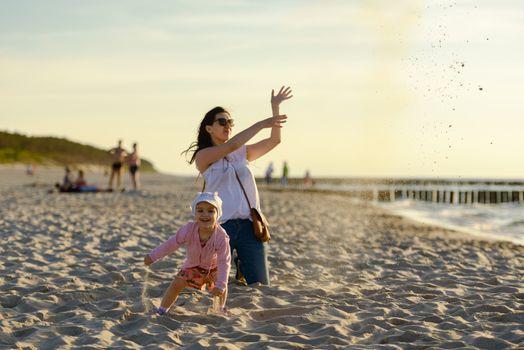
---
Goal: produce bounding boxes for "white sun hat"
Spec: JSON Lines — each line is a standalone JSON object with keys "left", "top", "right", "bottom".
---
{"left": 191, "top": 192, "right": 223, "bottom": 220}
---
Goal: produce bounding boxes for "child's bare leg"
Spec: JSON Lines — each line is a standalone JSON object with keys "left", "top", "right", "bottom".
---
{"left": 219, "top": 286, "right": 228, "bottom": 309}
{"left": 159, "top": 278, "right": 187, "bottom": 310}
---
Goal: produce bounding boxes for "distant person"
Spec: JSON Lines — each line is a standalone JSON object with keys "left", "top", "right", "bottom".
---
{"left": 56, "top": 166, "right": 73, "bottom": 192}
{"left": 265, "top": 162, "right": 274, "bottom": 185}
{"left": 128, "top": 142, "right": 141, "bottom": 190}
{"left": 51, "top": 168, "right": 105, "bottom": 193}
{"left": 74, "top": 169, "right": 87, "bottom": 188}
{"left": 108, "top": 139, "right": 127, "bottom": 191}
{"left": 144, "top": 192, "right": 231, "bottom": 315}
{"left": 73, "top": 169, "right": 99, "bottom": 192}
{"left": 183, "top": 86, "right": 292, "bottom": 285}
{"left": 26, "top": 164, "right": 35, "bottom": 176}
{"left": 281, "top": 161, "right": 289, "bottom": 186}
{"left": 303, "top": 169, "right": 313, "bottom": 187}
{"left": 55, "top": 166, "right": 100, "bottom": 193}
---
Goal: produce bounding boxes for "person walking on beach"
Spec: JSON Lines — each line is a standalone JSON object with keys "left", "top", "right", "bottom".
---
{"left": 303, "top": 169, "right": 313, "bottom": 186}
{"left": 108, "top": 139, "right": 127, "bottom": 191}
{"left": 144, "top": 192, "right": 230, "bottom": 315}
{"left": 281, "top": 161, "right": 289, "bottom": 186}
{"left": 265, "top": 162, "right": 274, "bottom": 185}
{"left": 183, "top": 86, "right": 293, "bottom": 285}
{"left": 128, "top": 142, "right": 141, "bottom": 190}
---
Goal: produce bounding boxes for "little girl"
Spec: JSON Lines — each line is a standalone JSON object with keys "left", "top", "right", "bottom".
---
{"left": 144, "top": 192, "right": 231, "bottom": 315}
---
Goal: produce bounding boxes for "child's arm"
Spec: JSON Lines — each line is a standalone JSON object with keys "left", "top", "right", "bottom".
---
{"left": 145, "top": 224, "right": 190, "bottom": 264}
{"left": 214, "top": 231, "right": 231, "bottom": 292}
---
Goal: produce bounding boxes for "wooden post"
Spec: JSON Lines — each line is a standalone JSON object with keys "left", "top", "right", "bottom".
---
{"left": 479, "top": 191, "right": 487, "bottom": 204}
{"left": 450, "top": 191, "right": 455, "bottom": 204}
{"left": 378, "top": 190, "right": 390, "bottom": 201}
{"left": 482, "top": 191, "right": 488, "bottom": 204}
{"left": 360, "top": 191, "right": 373, "bottom": 201}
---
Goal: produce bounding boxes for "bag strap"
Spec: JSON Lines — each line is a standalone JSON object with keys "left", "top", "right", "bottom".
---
{"left": 233, "top": 168, "right": 253, "bottom": 209}
{"left": 226, "top": 158, "right": 253, "bottom": 209}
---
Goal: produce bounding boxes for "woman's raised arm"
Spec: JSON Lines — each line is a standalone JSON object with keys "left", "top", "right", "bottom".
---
{"left": 246, "top": 86, "right": 293, "bottom": 162}
{"left": 196, "top": 115, "right": 287, "bottom": 173}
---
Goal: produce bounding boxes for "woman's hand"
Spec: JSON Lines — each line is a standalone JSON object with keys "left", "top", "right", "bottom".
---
{"left": 271, "top": 86, "right": 293, "bottom": 107}
{"left": 260, "top": 114, "right": 287, "bottom": 129}
{"left": 144, "top": 254, "right": 153, "bottom": 266}
{"left": 211, "top": 287, "right": 224, "bottom": 297}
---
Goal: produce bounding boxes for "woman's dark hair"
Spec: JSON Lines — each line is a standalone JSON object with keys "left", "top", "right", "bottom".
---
{"left": 182, "top": 106, "right": 229, "bottom": 164}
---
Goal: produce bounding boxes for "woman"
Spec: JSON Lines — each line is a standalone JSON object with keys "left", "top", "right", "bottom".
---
{"left": 108, "top": 139, "right": 127, "bottom": 191}
{"left": 128, "top": 142, "right": 141, "bottom": 190}
{"left": 184, "top": 86, "right": 292, "bottom": 285}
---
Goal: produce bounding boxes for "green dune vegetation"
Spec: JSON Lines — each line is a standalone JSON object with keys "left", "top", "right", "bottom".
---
{"left": 0, "top": 131, "right": 155, "bottom": 172}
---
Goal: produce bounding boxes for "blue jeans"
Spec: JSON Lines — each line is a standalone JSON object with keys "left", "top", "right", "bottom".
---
{"left": 221, "top": 218, "right": 270, "bottom": 285}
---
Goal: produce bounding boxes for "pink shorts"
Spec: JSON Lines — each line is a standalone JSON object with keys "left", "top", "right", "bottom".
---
{"left": 176, "top": 266, "right": 217, "bottom": 291}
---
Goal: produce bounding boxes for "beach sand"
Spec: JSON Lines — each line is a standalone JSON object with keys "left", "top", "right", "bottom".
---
{"left": 1, "top": 166, "right": 523, "bottom": 349}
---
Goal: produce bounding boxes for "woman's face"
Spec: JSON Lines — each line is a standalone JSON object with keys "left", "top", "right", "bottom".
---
{"left": 207, "top": 112, "right": 234, "bottom": 144}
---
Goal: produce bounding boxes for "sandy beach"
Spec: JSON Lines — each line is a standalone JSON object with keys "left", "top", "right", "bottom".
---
{"left": 1, "top": 166, "right": 523, "bottom": 349}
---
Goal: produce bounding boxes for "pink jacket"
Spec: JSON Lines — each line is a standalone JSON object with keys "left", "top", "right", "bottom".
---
{"left": 148, "top": 222, "right": 231, "bottom": 290}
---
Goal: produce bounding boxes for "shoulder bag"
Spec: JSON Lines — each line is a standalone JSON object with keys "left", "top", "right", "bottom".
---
{"left": 232, "top": 167, "right": 271, "bottom": 243}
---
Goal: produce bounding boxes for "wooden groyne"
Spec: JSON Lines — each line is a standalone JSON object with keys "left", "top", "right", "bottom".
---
{"left": 262, "top": 185, "right": 524, "bottom": 205}
{"left": 330, "top": 188, "right": 523, "bottom": 204}
{"left": 376, "top": 189, "right": 524, "bottom": 204}
{"left": 259, "top": 178, "right": 524, "bottom": 205}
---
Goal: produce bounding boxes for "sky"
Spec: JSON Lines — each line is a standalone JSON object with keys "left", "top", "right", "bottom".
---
{"left": 1, "top": 0, "right": 523, "bottom": 179}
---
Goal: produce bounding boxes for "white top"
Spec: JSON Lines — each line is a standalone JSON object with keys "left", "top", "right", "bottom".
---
{"left": 202, "top": 145, "right": 260, "bottom": 223}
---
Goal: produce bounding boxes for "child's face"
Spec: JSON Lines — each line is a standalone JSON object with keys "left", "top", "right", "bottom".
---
{"left": 195, "top": 201, "right": 218, "bottom": 230}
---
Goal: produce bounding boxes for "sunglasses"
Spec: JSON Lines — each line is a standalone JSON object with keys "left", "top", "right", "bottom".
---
{"left": 214, "top": 117, "right": 235, "bottom": 127}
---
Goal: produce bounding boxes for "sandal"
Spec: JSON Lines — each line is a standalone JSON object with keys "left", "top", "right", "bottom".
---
{"left": 234, "top": 257, "right": 247, "bottom": 284}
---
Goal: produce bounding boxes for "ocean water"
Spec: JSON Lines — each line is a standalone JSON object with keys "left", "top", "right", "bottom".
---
{"left": 379, "top": 199, "right": 524, "bottom": 246}
{"left": 309, "top": 179, "right": 524, "bottom": 246}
